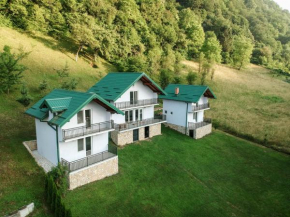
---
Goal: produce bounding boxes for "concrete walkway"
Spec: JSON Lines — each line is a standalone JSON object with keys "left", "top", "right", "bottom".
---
{"left": 23, "top": 141, "right": 54, "bottom": 173}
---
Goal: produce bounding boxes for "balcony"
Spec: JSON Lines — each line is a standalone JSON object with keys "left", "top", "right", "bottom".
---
{"left": 114, "top": 115, "right": 166, "bottom": 131}
{"left": 61, "top": 145, "right": 117, "bottom": 172}
{"left": 62, "top": 121, "right": 114, "bottom": 141}
{"left": 188, "top": 118, "right": 212, "bottom": 130}
{"left": 114, "top": 98, "right": 158, "bottom": 110}
{"left": 192, "top": 103, "right": 210, "bottom": 112}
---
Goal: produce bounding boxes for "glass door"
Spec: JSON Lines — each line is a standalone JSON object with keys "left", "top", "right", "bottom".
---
{"left": 86, "top": 137, "right": 92, "bottom": 156}
{"left": 85, "top": 110, "right": 91, "bottom": 128}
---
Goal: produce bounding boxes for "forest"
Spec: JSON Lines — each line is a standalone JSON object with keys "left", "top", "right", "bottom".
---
{"left": 1, "top": 0, "right": 290, "bottom": 78}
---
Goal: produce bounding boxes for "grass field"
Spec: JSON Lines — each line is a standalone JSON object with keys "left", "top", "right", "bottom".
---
{"left": 64, "top": 126, "right": 290, "bottom": 217}
{"left": 182, "top": 61, "right": 290, "bottom": 153}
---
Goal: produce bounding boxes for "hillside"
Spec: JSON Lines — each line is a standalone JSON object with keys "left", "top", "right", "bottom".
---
{"left": 182, "top": 60, "right": 290, "bottom": 152}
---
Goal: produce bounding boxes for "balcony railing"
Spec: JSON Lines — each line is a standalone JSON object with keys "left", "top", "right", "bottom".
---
{"left": 62, "top": 121, "right": 114, "bottom": 140}
{"left": 114, "top": 115, "right": 166, "bottom": 131}
{"left": 61, "top": 145, "right": 117, "bottom": 172}
{"left": 114, "top": 98, "right": 158, "bottom": 110}
{"left": 192, "top": 103, "right": 210, "bottom": 112}
{"left": 188, "top": 118, "right": 212, "bottom": 130}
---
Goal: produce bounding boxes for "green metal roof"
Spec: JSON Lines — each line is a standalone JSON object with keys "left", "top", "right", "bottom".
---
{"left": 87, "top": 72, "right": 167, "bottom": 101}
{"left": 25, "top": 89, "right": 124, "bottom": 127}
{"left": 159, "top": 84, "right": 216, "bottom": 103}
{"left": 40, "top": 97, "right": 72, "bottom": 112}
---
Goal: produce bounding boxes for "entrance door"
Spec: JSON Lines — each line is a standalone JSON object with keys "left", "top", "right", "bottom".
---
{"left": 85, "top": 110, "right": 91, "bottom": 128}
{"left": 189, "top": 130, "right": 194, "bottom": 138}
{"left": 133, "top": 129, "right": 139, "bottom": 141}
{"left": 86, "top": 137, "right": 92, "bottom": 156}
{"left": 145, "top": 126, "right": 149, "bottom": 138}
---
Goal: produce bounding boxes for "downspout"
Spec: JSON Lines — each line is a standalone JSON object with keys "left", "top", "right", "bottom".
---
{"left": 48, "top": 123, "right": 60, "bottom": 164}
{"left": 185, "top": 103, "right": 189, "bottom": 135}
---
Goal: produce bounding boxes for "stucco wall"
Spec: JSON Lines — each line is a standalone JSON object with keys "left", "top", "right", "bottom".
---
{"left": 35, "top": 119, "right": 58, "bottom": 165}
{"left": 59, "top": 133, "right": 109, "bottom": 162}
{"left": 163, "top": 100, "right": 188, "bottom": 127}
{"left": 69, "top": 156, "right": 118, "bottom": 190}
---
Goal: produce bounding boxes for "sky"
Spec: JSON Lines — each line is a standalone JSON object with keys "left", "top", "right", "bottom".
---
{"left": 273, "top": 0, "right": 290, "bottom": 11}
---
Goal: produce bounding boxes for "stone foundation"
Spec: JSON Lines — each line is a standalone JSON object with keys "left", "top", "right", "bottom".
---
{"left": 194, "top": 124, "right": 212, "bottom": 139}
{"left": 111, "top": 123, "right": 162, "bottom": 146}
{"left": 24, "top": 140, "right": 37, "bottom": 151}
{"left": 164, "top": 123, "right": 187, "bottom": 135}
{"left": 69, "top": 156, "right": 118, "bottom": 190}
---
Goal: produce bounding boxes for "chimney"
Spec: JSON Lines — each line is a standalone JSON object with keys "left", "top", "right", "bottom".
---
{"left": 175, "top": 87, "right": 179, "bottom": 95}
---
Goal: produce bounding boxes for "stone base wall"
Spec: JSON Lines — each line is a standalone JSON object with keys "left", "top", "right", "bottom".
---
{"left": 69, "top": 156, "right": 118, "bottom": 190}
{"left": 149, "top": 123, "right": 161, "bottom": 137}
{"left": 25, "top": 140, "right": 37, "bottom": 151}
{"left": 164, "top": 123, "right": 187, "bottom": 135}
{"left": 111, "top": 123, "right": 162, "bottom": 146}
{"left": 194, "top": 124, "right": 212, "bottom": 139}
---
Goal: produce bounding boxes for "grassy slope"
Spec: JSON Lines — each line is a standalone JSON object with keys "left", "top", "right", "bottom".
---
{"left": 182, "top": 61, "right": 290, "bottom": 153}
{"left": 65, "top": 126, "right": 290, "bottom": 217}
{"left": 0, "top": 27, "right": 115, "bottom": 216}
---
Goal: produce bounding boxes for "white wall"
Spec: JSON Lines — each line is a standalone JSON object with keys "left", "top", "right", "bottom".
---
{"left": 62, "top": 101, "right": 110, "bottom": 130}
{"left": 187, "top": 111, "right": 204, "bottom": 123}
{"left": 163, "top": 100, "right": 189, "bottom": 127}
{"left": 35, "top": 119, "right": 58, "bottom": 165}
{"left": 59, "top": 133, "right": 109, "bottom": 162}
{"left": 115, "top": 80, "right": 158, "bottom": 103}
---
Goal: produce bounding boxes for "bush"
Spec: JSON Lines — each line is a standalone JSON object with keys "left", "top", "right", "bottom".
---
{"left": 39, "top": 79, "right": 48, "bottom": 92}
{"left": 186, "top": 71, "right": 197, "bottom": 85}
{"left": 17, "top": 83, "right": 33, "bottom": 107}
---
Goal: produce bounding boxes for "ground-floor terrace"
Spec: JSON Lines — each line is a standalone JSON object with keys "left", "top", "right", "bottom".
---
{"left": 111, "top": 115, "right": 166, "bottom": 146}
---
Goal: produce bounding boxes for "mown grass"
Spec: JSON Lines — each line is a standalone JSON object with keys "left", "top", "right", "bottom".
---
{"left": 182, "top": 61, "right": 290, "bottom": 153}
{"left": 0, "top": 27, "right": 115, "bottom": 216}
{"left": 64, "top": 126, "right": 290, "bottom": 217}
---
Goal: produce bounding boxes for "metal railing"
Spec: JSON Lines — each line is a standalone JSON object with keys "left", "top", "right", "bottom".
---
{"left": 192, "top": 103, "right": 210, "bottom": 112}
{"left": 114, "top": 98, "right": 158, "bottom": 110}
{"left": 114, "top": 115, "right": 166, "bottom": 131}
{"left": 62, "top": 120, "right": 113, "bottom": 140}
{"left": 188, "top": 118, "right": 212, "bottom": 130}
{"left": 61, "top": 145, "right": 117, "bottom": 172}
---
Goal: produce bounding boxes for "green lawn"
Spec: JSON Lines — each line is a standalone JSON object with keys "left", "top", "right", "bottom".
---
{"left": 64, "top": 126, "right": 290, "bottom": 217}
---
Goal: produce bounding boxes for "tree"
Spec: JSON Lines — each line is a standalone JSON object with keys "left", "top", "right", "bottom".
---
{"left": 201, "top": 31, "right": 222, "bottom": 64}
{"left": 231, "top": 35, "right": 254, "bottom": 70}
{"left": 17, "top": 83, "right": 33, "bottom": 107}
{"left": 0, "top": 45, "right": 30, "bottom": 94}
{"left": 186, "top": 71, "right": 197, "bottom": 85}
{"left": 159, "top": 69, "right": 172, "bottom": 89}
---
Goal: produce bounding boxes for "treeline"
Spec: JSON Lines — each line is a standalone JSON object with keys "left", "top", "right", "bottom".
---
{"left": 1, "top": 0, "right": 290, "bottom": 75}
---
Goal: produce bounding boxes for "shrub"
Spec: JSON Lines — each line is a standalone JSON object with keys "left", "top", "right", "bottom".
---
{"left": 17, "top": 83, "right": 33, "bottom": 107}
{"left": 186, "top": 71, "right": 197, "bottom": 85}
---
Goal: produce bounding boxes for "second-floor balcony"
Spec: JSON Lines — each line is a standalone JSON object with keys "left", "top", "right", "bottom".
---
{"left": 114, "top": 115, "right": 166, "bottom": 131}
{"left": 114, "top": 98, "right": 158, "bottom": 110}
{"left": 192, "top": 103, "right": 210, "bottom": 112}
{"left": 62, "top": 120, "right": 114, "bottom": 141}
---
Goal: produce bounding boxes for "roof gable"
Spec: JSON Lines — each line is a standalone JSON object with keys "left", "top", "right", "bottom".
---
{"left": 26, "top": 89, "right": 123, "bottom": 127}
{"left": 87, "top": 72, "right": 166, "bottom": 101}
{"left": 159, "top": 84, "right": 216, "bottom": 103}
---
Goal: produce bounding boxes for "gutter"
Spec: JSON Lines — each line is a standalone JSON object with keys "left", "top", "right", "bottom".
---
{"left": 48, "top": 123, "right": 60, "bottom": 164}
{"left": 185, "top": 103, "right": 188, "bottom": 135}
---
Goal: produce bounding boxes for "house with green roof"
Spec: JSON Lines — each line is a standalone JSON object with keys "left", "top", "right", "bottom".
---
{"left": 159, "top": 84, "right": 216, "bottom": 139}
{"left": 88, "top": 72, "right": 167, "bottom": 146}
{"left": 25, "top": 89, "right": 123, "bottom": 190}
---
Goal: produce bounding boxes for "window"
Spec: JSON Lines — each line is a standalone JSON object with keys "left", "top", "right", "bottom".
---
{"left": 78, "top": 139, "right": 84, "bottom": 151}
{"left": 193, "top": 113, "right": 197, "bottom": 121}
{"left": 77, "top": 111, "right": 84, "bottom": 124}
{"left": 140, "top": 109, "right": 143, "bottom": 121}
{"left": 165, "top": 110, "right": 167, "bottom": 114}
{"left": 125, "top": 111, "right": 129, "bottom": 122}
{"left": 129, "top": 110, "right": 133, "bottom": 121}
{"left": 135, "top": 109, "right": 139, "bottom": 121}
{"left": 130, "top": 91, "right": 138, "bottom": 104}
{"left": 171, "top": 112, "right": 173, "bottom": 115}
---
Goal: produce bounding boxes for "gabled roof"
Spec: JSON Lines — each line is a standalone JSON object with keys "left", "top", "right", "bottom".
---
{"left": 25, "top": 89, "right": 124, "bottom": 127}
{"left": 159, "top": 84, "right": 216, "bottom": 103}
{"left": 87, "top": 72, "right": 167, "bottom": 101}
{"left": 40, "top": 97, "right": 72, "bottom": 113}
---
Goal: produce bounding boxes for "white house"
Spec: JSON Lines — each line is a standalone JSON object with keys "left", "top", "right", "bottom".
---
{"left": 88, "top": 72, "right": 167, "bottom": 146}
{"left": 25, "top": 89, "right": 123, "bottom": 189}
{"left": 159, "top": 84, "right": 216, "bottom": 139}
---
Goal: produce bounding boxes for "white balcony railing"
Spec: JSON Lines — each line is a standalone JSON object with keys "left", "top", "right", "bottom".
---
{"left": 114, "top": 98, "right": 158, "bottom": 110}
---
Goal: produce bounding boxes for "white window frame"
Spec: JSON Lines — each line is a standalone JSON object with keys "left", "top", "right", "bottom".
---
{"left": 77, "top": 110, "right": 84, "bottom": 124}
{"left": 77, "top": 138, "right": 84, "bottom": 152}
